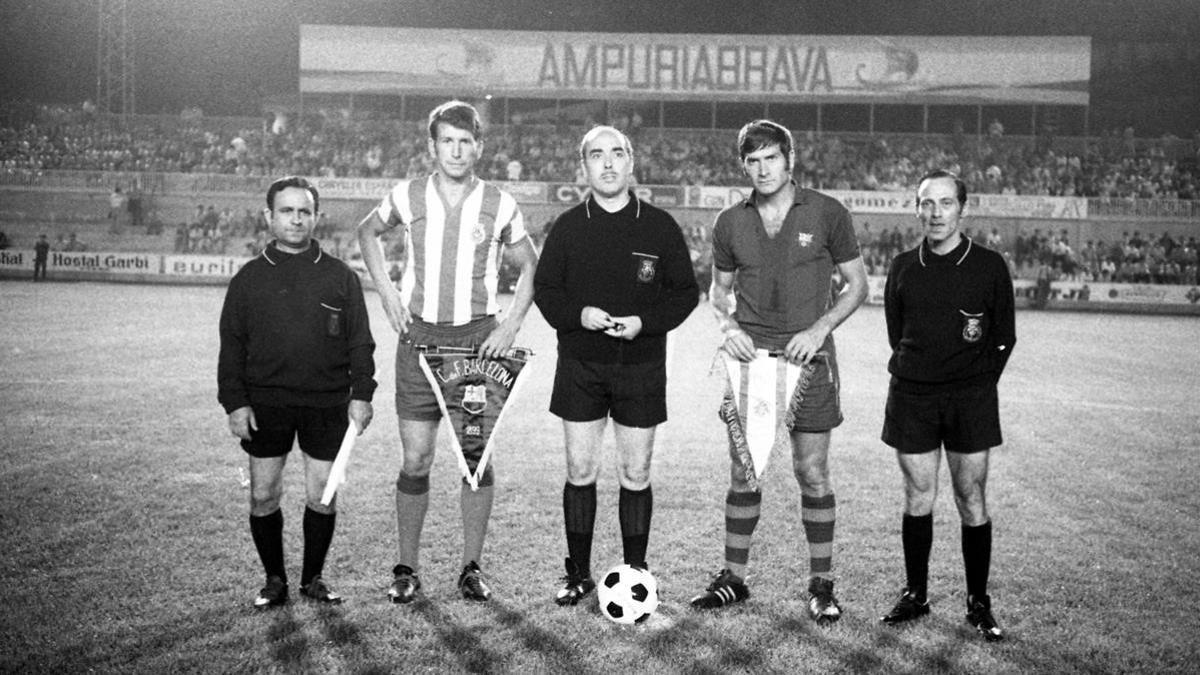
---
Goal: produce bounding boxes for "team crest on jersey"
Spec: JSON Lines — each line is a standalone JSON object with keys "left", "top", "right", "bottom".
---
{"left": 797, "top": 232, "right": 814, "bottom": 247}
{"left": 472, "top": 222, "right": 488, "bottom": 245}
{"left": 633, "top": 252, "right": 659, "bottom": 284}
{"left": 638, "top": 259, "right": 657, "bottom": 283}
{"left": 959, "top": 310, "right": 984, "bottom": 343}
{"left": 462, "top": 384, "right": 487, "bottom": 415}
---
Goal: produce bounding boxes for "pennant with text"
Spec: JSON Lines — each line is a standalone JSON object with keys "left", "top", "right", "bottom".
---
{"left": 417, "top": 346, "right": 533, "bottom": 491}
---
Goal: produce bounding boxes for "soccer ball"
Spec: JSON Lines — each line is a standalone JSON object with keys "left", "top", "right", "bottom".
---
{"left": 597, "top": 564, "right": 659, "bottom": 624}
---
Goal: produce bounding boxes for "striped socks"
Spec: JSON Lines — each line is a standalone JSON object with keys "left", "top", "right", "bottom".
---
{"left": 802, "top": 493, "right": 836, "bottom": 578}
{"left": 724, "top": 490, "right": 762, "bottom": 579}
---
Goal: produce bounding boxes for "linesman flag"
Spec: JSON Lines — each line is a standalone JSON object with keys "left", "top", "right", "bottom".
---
{"left": 417, "top": 346, "right": 533, "bottom": 491}
{"left": 320, "top": 419, "right": 359, "bottom": 506}
{"left": 717, "top": 349, "right": 822, "bottom": 491}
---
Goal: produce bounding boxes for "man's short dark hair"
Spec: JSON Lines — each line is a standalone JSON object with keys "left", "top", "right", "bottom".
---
{"left": 736, "top": 119, "right": 794, "bottom": 163}
{"left": 917, "top": 169, "right": 968, "bottom": 208}
{"left": 266, "top": 175, "right": 320, "bottom": 213}
{"left": 428, "top": 100, "right": 483, "bottom": 142}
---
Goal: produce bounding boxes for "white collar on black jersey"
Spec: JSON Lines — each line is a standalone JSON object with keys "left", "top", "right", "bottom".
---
{"left": 585, "top": 190, "right": 641, "bottom": 220}
{"left": 262, "top": 240, "right": 322, "bottom": 266}
{"left": 918, "top": 236, "right": 971, "bottom": 267}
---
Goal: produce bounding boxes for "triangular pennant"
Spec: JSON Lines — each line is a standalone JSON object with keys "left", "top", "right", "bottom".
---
{"left": 417, "top": 347, "right": 532, "bottom": 491}
{"left": 718, "top": 349, "right": 810, "bottom": 491}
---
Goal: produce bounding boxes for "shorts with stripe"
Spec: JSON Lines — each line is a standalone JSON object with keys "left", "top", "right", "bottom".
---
{"left": 395, "top": 316, "right": 498, "bottom": 421}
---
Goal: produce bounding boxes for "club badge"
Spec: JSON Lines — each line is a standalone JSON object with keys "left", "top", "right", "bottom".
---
{"left": 472, "top": 222, "right": 488, "bottom": 245}
{"left": 797, "top": 232, "right": 814, "bottom": 247}
{"left": 633, "top": 252, "right": 659, "bottom": 284}
{"left": 461, "top": 384, "right": 487, "bottom": 415}
{"left": 959, "top": 310, "right": 984, "bottom": 343}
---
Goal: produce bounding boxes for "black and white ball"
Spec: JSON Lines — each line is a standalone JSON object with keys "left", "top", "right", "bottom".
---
{"left": 597, "top": 564, "right": 659, "bottom": 624}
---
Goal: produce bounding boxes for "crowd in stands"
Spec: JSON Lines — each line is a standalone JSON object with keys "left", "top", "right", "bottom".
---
{"left": 168, "top": 203, "right": 348, "bottom": 258}
{"left": 3, "top": 102, "right": 1197, "bottom": 200}
{"left": 1013, "top": 229, "right": 1199, "bottom": 285}
{"left": 856, "top": 222, "right": 1199, "bottom": 285}
{"left": 0, "top": 229, "right": 90, "bottom": 252}
{"left": 2, "top": 102, "right": 1198, "bottom": 285}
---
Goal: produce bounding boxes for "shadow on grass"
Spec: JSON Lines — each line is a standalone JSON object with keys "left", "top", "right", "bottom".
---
{"left": 414, "top": 600, "right": 507, "bottom": 673}
{"left": 314, "top": 603, "right": 364, "bottom": 647}
{"left": 756, "top": 602, "right": 1102, "bottom": 674}
{"left": 266, "top": 607, "right": 308, "bottom": 671}
{"left": 485, "top": 599, "right": 600, "bottom": 674}
{"left": 640, "top": 603, "right": 773, "bottom": 673}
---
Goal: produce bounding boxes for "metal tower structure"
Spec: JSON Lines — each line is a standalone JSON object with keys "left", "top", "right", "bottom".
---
{"left": 96, "top": 0, "right": 134, "bottom": 117}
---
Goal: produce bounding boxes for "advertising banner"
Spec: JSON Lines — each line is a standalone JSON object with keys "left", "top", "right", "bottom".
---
{"left": 1013, "top": 279, "right": 1200, "bottom": 306}
{"left": 50, "top": 251, "right": 159, "bottom": 274}
{"left": 495, "top": 181, "right": 548, "bottom": 203}
{"left": 162, "top": 255, "right": 251, "bottom": 278}
{"left": 0, "top": 250, "right": 34, "bottom": 271}
{"left": 975, "top": 194, "right": 1088, "bottom": 220}
{"left": 303, "top": 26, "right": 1090, "bottom": 105}
{"left": 548, "top": 183, "right": 683, "bottom": 208}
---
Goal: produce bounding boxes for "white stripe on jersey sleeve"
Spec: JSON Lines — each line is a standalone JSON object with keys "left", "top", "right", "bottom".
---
{"left": 495, "top": 191, "right": 527, "bottom": 245}
{"left": 378, "top": 179, "right": 415, "bottom": 229}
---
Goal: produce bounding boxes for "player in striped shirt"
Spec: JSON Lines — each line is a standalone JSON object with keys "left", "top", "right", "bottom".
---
{"left": 356, "top": 101, "right": 539, "bottom": 604}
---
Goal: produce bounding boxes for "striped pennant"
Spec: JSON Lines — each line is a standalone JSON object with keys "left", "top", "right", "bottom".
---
{"left": 718, "top": 349, "right": 818, "bottom": 491}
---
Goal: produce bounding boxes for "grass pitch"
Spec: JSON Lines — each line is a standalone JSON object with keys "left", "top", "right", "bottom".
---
{"left": 1, "top": 280, "right": 1198, "bottom": 673}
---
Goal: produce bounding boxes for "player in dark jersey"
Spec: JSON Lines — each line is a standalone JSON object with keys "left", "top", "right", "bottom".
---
{"left": 688, "top": 120, "right": 868, "bottom": 623}
{"left": 878, "top": 169, "right": 1016, "bottom": 641}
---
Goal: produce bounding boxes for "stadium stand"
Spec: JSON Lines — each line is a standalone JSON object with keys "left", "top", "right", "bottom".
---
{"left": 1, "top": 101, "right": 1197, "bottom": 285}
{"left": 3, "top": 102, "right": 1196, "bottom": 198}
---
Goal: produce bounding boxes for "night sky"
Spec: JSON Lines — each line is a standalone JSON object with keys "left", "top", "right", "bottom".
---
{"left": 2, "top": 0, "right": 1197, "bottom": 117}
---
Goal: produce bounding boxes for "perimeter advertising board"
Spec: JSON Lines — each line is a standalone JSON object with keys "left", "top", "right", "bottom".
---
{"left": 302, "top": 26, "right": 1090, "bottom": 105}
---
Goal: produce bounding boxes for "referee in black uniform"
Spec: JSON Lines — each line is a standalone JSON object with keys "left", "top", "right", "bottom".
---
{"left": 878, "top": 169, "right": 1016, "bottom": 641}
{"left": 534, "top": 125, "right": 698, "bottom": 607}
{"left": 219, "top": 176, "right": 376, "bottom": 609}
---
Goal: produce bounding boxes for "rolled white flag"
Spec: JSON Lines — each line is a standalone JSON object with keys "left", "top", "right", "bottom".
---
{"left": 320, "top": 419, "right": 359, "bottom": 506}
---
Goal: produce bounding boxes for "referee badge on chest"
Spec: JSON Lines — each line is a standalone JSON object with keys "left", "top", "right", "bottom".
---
{"left": 959, "top": 309, "right": 984, "bottom": 343}
{"left": 632, "top": 251, "right": 659, "bottom": 284}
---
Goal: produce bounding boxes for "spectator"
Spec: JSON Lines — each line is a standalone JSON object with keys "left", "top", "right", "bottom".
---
{"left": 108, "top": 185, "right": 126, "bottom": 233}
{"left": 63, "top": 232, "right": 86, "bottom": 251}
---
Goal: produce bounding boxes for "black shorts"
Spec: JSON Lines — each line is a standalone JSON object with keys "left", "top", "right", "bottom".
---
{"left": 550, "top": 355, "right": 667, "bottom": 428}
{"left": 881, "top": 378, "right": 1002, "bottom": 454}
{"left": 241, "top": 404, "right": 348, "bottom": 461}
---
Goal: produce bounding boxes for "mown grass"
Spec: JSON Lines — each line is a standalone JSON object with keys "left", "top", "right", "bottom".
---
{"left": 1, "top": 280, "right": 1197, "bottom": 673}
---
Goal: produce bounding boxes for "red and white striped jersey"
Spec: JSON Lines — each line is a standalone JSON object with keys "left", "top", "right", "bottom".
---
{"left": 375, "top": 174, "right": 527, "bottom": 325}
